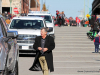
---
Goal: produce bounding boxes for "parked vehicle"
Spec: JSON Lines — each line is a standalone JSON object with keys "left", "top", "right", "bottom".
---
{"left": 0, "top": 15, "right": 19, "bottom": 75}
{"left": 8, "top": 16, "right": 53, "bottom": 54}
{"left": 28, "top": 11, "right": 55, "bottom": 39}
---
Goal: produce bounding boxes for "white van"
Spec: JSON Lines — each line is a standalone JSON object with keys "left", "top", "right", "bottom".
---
{"left": 8, "top": 16, "right": 53, "bottom": 52}
{"left": 28, "top": 11, "right": 55, "bottom": 38}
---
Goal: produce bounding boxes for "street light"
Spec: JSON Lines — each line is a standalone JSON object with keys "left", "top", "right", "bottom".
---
{"left": 9, "top": 0, "right": 12, "bottom": 14}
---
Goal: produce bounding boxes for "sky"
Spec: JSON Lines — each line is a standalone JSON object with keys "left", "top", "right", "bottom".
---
{"left": 40, "top": 0, "right": 94, "bottom": 19}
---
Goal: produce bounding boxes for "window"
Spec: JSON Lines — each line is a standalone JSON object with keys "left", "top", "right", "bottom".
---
{"left": 10, "top": 19, "right": 44, "bottom": 29}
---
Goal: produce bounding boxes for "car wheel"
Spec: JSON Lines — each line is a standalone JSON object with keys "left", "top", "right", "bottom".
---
{"left": 3, "top": 67, "right": 9, "bottom": 75}
{"left": 13, "top": 61, "right": 18, "bottom": 75}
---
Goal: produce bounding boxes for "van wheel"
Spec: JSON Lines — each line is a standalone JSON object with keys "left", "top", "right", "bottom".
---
{"left": 3, "top": 67, "right": 9, "bottom": 75}
{"left": 13, "top": 61, "right": 18, "bottom": 75}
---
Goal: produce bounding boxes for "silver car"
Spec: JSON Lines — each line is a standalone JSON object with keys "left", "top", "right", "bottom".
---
{"left": 0, "top": 15, "right": 19, "bottom": 75}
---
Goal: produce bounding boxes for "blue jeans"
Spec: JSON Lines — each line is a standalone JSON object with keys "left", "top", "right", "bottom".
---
{"left": 95, "top": 44, "right": 99, "bottom": 52}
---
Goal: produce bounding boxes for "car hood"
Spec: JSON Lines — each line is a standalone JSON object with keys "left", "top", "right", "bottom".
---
{"left": 9, "top": 29, "right": 41, "bottom": 36}
{"left": 46, "top": 23, "right": 54, "bottom": 27}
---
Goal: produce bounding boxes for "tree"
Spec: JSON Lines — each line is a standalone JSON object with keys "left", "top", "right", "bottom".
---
{"left": 42, "top": 3, "right": 47, "bottom": 11}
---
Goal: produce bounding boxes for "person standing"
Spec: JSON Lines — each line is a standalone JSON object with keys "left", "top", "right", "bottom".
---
{"left": 29, "top": 27, "right": 55, "bottom": 75}
{"left": 93, "top": 34, "right": 100, "bottom": 53}
{"left": 6, "top": 17, "right": 11, "bottom": 24}
{"left": 61, "top": 11, "right": 65, "bottom": 25}
{"left": 76, "top": 17, "right": 80, "bottom": 27}
{"left": 81, "top": 18, "right": 85, "bottom": 27}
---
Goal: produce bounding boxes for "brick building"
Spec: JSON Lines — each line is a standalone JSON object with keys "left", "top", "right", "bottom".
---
{"left": 1, "top": 0, "right": 40, "bottom": 15}
{"left": 21, "top": 0, "right": 29, "bottom": 14}
{"left": 30, "top": 0, "right": 40, "bottom": 11}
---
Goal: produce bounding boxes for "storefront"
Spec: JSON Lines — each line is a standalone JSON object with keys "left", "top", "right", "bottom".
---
{"left": 30, "top": 0, "right": 40, "bottom": 11}
{"left": 2, "top": 7, "right": 10, "bottom": 13}
{"left": 2, "top": 0, "right": 21, "bottom": 15}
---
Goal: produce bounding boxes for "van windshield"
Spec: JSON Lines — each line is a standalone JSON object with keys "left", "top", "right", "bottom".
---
{"left": 28, "top": 15, "right": 52, "bottom": 23}
{"left": 10, "top": 19, "right": 44, "bottom": 29}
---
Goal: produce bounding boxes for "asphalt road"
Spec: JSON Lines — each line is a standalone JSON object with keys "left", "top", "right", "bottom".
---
{"left": 19, "top": 26, "right": 100, "bottom": 75}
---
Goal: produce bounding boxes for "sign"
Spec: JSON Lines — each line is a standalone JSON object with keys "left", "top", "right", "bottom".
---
{"left": 13, "top": 7, "right": 19, "bottom": 14}
{"left": 86, "top": 14, "right": 90, "bottom": 18}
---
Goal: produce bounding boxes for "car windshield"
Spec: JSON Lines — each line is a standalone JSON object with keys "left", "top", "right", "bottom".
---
{"left": 28, "top": 15, "right": 52, "bottom": 23}
{"left": 10, "top": 19, "right": 44, "bottom": 29}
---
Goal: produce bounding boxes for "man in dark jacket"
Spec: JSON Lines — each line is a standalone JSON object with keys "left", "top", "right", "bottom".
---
{"left": 29, "top": 27, "right": 55, "bottom": 75}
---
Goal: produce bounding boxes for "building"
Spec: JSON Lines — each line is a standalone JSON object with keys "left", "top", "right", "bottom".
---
{"left": 92, "top": 0, "right": 100, "bottom": 15}
{"left": 21, "top": 0, "right": 29, "bottom": 14}
{"left": 29, "top": 0, "right": 40, "bottom": 11}
{"left": 2, "top": 0, "right": 21, "bottom": 15}
{"left": 12, "top": 0, "right": 21, "bottom": 15}
{"left": 1, "top": 0, "right": 40, "bottom": 15}
{"left": 21, "top": 0, "right": 40, "bottom": 14}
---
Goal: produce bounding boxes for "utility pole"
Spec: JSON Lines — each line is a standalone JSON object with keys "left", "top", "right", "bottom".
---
{"left": 9, "top": 0, "right": 12, "bottom": 14}
{"left": 84, "top": 0, "right": 85, "bottom": 19}
{"left": 88, "top": 0, "right": 89, "bottom": 14}
{"left": 29, "top": 0, "right": 30, "bottom": 10}
{"left": 35, "top": 0, "right": 37, "bottom": 11}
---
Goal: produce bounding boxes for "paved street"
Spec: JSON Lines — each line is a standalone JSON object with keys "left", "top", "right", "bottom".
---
{"left": 19, "top": 26, "right": 100, "bottom": 75}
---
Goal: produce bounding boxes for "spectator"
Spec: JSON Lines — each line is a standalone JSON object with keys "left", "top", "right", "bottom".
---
{"left": 93, "top": 34, "right": 100, "bottom": 53}
{"left": 61, "top": 11, "right": 65, "bottom": 25}
{"left": 81, "top": 18, "right": 85, "bottom": 27}
{"left": 6, "top": 18, "right": 11, "bottom": 24}
{"left": 76, "top": 17, "right": 80, "bottom": 27}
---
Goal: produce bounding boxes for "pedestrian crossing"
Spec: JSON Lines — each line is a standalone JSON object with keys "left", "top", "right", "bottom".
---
{"left": 51, "top": 26, "right": 100, "bottom": 75}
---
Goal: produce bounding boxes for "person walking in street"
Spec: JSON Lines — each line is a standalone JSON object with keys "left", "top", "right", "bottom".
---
{"left": 29, "top": 27, "right": 55, "bottom": 75}
{"left": 93, "top": 34, "right": 100, "bottom": 53}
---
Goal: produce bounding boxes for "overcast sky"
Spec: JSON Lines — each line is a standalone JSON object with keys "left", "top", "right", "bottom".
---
{"left": 40, "top": 0, "right": 94, "bottom": 18}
